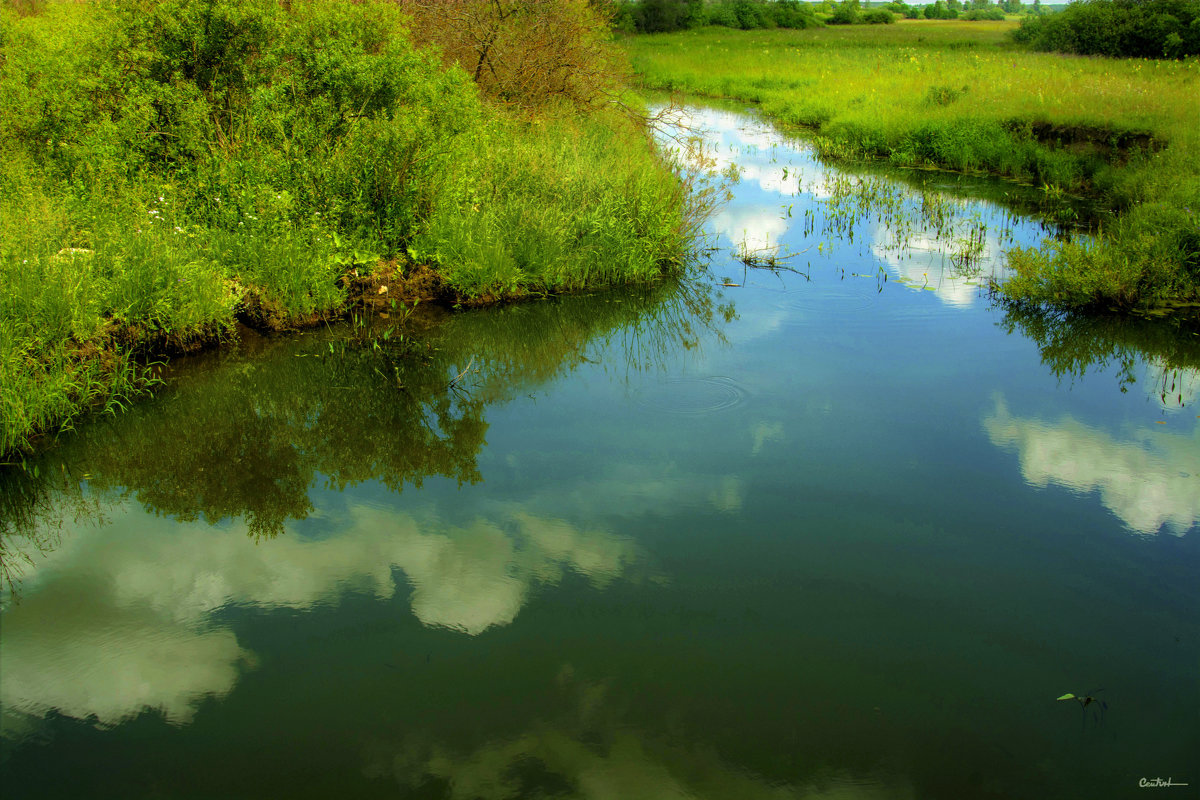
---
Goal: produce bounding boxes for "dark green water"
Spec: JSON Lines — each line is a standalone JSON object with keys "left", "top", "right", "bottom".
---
{"left": 2, "top": 107, "right": 1197, "bottom": 800}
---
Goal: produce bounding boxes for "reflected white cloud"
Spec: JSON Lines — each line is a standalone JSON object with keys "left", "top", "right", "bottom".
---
{"left": 752, "top": 422, "right": 785, "bottom": 455}
{"left": 1144, "top": 362, "right": 1200, "bottom": 410}
{"left": 870, "top": 223, "right": 1007, "bottom": 308}
{"left": 542, "top": 461, "right": 747, "bottom": 520}
{"left": 657, "top": 106, "right": 806, "bottom": 200}
{"left": 708, "top": 476, "right": 746, "bottom": 513}
{"left": 1, "top": 603, "right": 248, "bottom": 726}
{"left": 662, "top": 104, "right": 1021, "bottom": 312}
{"left": 712, "top": 205, "right": 789, "bottom": 253}
{"left": 369, "top": 670, "right": 915, "bottom": 800}
{"left": 0, "top": 504, "right": 641, "bottom": 727}
{"left": 984, "top": 396, "right": 1200, "bottom": 535}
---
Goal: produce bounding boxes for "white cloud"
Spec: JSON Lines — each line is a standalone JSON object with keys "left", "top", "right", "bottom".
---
{"left": 752, "top": 421, "right": 785, "bottom": 455}
{"left": 984, "top": 395, "right": 1200, "bottom": 535}
{"left": 368, "top": 672, "right": 916, "bottom": 800}
{"left": 1143, "top": 363, "right": 1200, "bottom": 410}
{"left": 869, "top": 222, "right": 1006, "bottom": 308}
{"left": 0, "top": 504, "right": 642, "bottom": 727}
{"left": 1, "top": 604, "right": 248, "bottom": 726}
{"left": 712, "top": 205, "right": 790, "bottom": 253}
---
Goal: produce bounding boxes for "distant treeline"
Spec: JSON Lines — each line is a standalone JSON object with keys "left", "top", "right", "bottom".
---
{"left": 830, "top": 0, "right": 1019, "bottom": 23}
{"left": 613, "top": 0, "right": 1030, "bottom": 32}
{"left": 1013, "top": 0, "right": 1200, "bottom": 57}
{"left": 616, "top": 0, "right": 1200, "bottom": 58}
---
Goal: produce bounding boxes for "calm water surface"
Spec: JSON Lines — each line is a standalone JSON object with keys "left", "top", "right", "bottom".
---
{"left": 2, "top": 106, "right": 1197, "bottom": 800}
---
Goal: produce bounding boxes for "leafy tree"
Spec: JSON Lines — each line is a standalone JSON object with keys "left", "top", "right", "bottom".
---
{"left": 632, "top": 0, "right": 689, "bottom": 31}
{"left": 829, "top": 0, "right": 863, "bottom": 24}
{"left": 397, "top": 0, "right": 624, "bottom": 111}
{"left": 924, "top": 0, "right": 960, "bottom": 18}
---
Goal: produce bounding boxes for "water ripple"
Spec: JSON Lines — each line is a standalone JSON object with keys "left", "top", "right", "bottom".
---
{"left": 634, "top": 375, "right": 749, "bottom": 416}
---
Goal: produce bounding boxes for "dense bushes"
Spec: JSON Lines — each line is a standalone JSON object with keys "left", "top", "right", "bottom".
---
{"left": 828, "top": 0, "right": 862, "bottom": 24}
{"left": 617, "top": 0, "right": 819, "bottom": 33}
{"left": 886, "top": 2, "right": 927, "bottom": 18}
{"left": 1, "top": 0, "right": 695, "bottom": 456}
{"left": 617, "top": 0, "right": 1014, "bottom": 30}
{"left": 1012, "top": 0, "right": 1200, "bottom": 58}
{"left": 829, "top": 0, "right": 898, "bottom": 24}
{"left": 962, "top": 7, "right": 1006, "bottom": 19}
{"left": 1002, "top": 202, "right": 1200, "bottom": 309}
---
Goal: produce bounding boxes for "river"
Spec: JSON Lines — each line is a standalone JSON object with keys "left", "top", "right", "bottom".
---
{"left": 1, "top": 104, "right": 1197, "bottom": 800}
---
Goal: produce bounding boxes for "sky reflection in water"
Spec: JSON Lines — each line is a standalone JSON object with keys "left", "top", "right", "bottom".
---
{"left": 1, "top": 104, "right": 1197, "bottom": 800}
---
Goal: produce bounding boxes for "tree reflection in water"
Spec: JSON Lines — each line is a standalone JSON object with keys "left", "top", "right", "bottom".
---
{"left": 1000, "top": 304, "right": 1200, "bottom": 406}
{"left": 1, "top": 277, "right": 731, "bottom": 589}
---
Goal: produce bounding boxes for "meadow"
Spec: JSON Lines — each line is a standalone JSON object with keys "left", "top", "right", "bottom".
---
{"left": 625, "top": 20, "right": 1200, "bottom": 311}
{"left": 0, "top": 0, "right": 701, "bottom": 459}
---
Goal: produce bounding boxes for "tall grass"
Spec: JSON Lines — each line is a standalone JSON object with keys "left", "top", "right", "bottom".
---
{"left": 417, "top": 112, "right": 693, "bottom": 300}
{"left": 625, "top": 22, "right": 1200, "bottom": 310}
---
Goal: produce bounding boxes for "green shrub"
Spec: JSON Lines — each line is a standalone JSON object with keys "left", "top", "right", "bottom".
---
{"left": 963, "top": 7, "right": 1007, "bottom": 19}
{"left": 1012, "top": 0, "right": 1200, "bottom": 58}
{"left": 620, "top": 0, "right": 817, "bottom": 31}
{"left": 923, "top": 1, "right": 961, "bottom": 19}
{"left": 862, "top": 9, "right": 897, "bottom": 23}
{"left": 1001, "top": 203, "right": 1200, "bottom": 309}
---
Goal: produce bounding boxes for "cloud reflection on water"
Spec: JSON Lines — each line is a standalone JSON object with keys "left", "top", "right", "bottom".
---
{"left": 366, "top": 667, "right": 915, "bottom": 800}
{"left": 868, "top": 223, "right": 1006, "bottom": 308}
{"left": 984, "top": 395, "right": 1199, "bottom": 535}
{"left": 0, "top": 504, "right": 640, "bottom": 729}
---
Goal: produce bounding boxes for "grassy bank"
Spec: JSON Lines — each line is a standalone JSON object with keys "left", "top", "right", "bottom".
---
{"left": 0, "top": 0, "right": 699, "bottom": 458}
{"left": 625, "top": 21, "right": 1200, "bottom": 311}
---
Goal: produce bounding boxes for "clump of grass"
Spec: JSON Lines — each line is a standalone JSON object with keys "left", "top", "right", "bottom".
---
{"left": 0, "top": 338, "right": 151, "bottom": 459}
{"left": 415, "top": 111, "right": 692, "bottom": 300}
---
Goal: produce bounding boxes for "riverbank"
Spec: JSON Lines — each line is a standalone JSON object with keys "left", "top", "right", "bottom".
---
{"left": 624, "top": 21, "right": 1200, "bottom": 312}
{"left": 0, "top": 0, "right": 701, "bottom": 459}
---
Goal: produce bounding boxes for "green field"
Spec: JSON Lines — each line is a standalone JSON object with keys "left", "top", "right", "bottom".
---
{"left": 625, "top": 21, "right": 1200, "bottom": 311}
